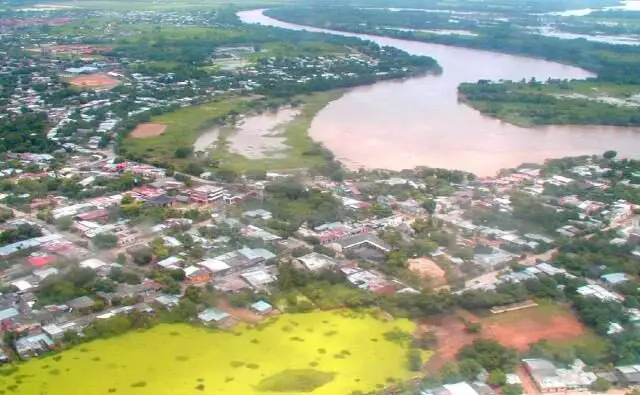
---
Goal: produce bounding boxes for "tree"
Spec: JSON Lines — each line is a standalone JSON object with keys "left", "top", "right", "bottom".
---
{"left": 92, "top": 233, "right": 119, "bottom": 249}
{"left": 121, "top": 193, "right": 134, "bottom": 205}
{"left": 502, "top": 384, "right": 523, "bottom": 395}
{"left": 55, "top": 216, "right": 74, "bottom": 231}
{"left": 440, "top": 362, "right": 461, "bottom": 383}
{"left": 458, "top": 359, "right": 483, "bottom": 381}
{"left": 603, "top": 150, "right": 617, "bottom": 160}
{"left": 129, "top": 246, "right": 153, "bottom": 265}
{"left": 174, "top": 147, "right": 192, "bottom": 158}
{"left": 407, "top": 349, "right": 422, "bottom": 372}
{"left": 458, "top": 339, "right": 519, "bottom": 372}
{"left": 591, "top": 378, "right": 611, "bottom": 393}
{"left": 487, "top": 370, "right": 507, "bottom": 386}
{"left": 184, "top": 285, "right": 202, "bottom": 304}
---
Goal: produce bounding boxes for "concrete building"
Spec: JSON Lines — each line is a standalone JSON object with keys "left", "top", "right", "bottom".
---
{"left": 522, "top": 359, "right": 596, "bottom": 393}
{"left": 189, "top": 185, "right": 224, "bottom": 203}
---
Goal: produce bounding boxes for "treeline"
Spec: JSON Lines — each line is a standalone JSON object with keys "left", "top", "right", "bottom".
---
{"left": 0, "top": 112, "right": 55, "bottom": 153}
{"left": 458, "top": 81, "right": 640, "bottom": 126}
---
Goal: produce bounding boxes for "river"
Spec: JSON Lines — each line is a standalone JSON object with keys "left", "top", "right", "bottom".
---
{"left": 238, "top": 9, "right": 640, "bottom": 176}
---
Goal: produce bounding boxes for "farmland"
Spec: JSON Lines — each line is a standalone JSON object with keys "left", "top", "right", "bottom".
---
{"left": 0, "top": 311, "right": 425, "bottom": 395}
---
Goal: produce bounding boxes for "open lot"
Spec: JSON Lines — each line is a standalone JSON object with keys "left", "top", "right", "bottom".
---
{"left": 481, "top": 302, "right": 587, "bottom": 351}
{"left": 0, "top": 311, "right": 423, "bottom": 395}
{"left": 421, "top": 303, "right": 600, "bottom": 373}
{"left": 130, "top": 123, "right": 167, "bottom": 138}
{"left": 69, "top": 73, "right": 119, "bottom": 89}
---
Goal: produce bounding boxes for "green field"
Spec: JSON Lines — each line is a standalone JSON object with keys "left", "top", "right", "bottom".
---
{"left": 120, "top": 97, "right": 248, "bottom": 164}
{"left": 0, "top": 311, "right": 425, "bottom": 395}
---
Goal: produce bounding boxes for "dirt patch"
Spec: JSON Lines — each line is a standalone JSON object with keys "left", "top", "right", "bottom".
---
{"left": 217, "top": 299, "right": 264, "bottom": 323}
{"left": 131, "top": 123, "right": 167, "bottom": 138}
{"left": 482, "top": 304, "right": 586, "bottom": 351}
{"left": 70, "top": 74, "right": 120, "bottom": 90}
{"left": 418, "top": 304, "right": 586, "bottom": 373}
{"left": 408, "top": 257, "right": 446, "bottom": 285}
{"left": 419, "top": 315, "right": 478, "bottom": 373}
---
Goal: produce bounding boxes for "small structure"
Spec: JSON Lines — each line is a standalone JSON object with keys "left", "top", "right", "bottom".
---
{"left": 198, "top": 308, "right": 230, "bottom": 325}
{"left": 0, "top": 307, "right": 19, "bottom": 322}
{"left": 184, "top": 266, "right": 211, "bottom": 285}
{"left": 80, "top": 258, "right": 108, "bottom": 270}
{"left": 250, "top": 300, "right": 273, "bottom": 315}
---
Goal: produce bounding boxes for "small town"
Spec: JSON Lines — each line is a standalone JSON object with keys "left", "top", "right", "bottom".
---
{"left": 2, "top": 1, "right": 640, "bottom": 395}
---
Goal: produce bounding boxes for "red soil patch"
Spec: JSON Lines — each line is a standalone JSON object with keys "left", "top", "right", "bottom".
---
{"left": 70, "top": 73, "right": 119, "bottom": 89}
{"left": 130, "top": 123, "right": 167, "bottom": 138}
{"left": 418, "top": 305, "right": 586, "bottom": 373}
{"left": 482, "top": 308, "right": 586, "bottom": 351}
{"left": 419, "top": 315, "right": 478, "bottom": 372}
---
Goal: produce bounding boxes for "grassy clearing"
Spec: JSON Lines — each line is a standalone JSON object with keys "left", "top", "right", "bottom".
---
{"left": 210, "top": 90, "right": 344, "bottom": 172}
{"left": 121, "top": 97, "right": 248, "bottom": 164}
{"left": 0, "top": 311, "right": 423, "bottom": 395}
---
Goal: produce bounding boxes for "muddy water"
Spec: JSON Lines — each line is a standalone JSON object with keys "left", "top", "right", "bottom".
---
{"left": 239, "top": 9, "right": 640, "bottom": 176}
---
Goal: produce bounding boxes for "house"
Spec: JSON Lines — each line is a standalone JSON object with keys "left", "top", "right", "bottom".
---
{"left": 522, "top": 359, "right": 596, "bottom": 393}
{"left": 184, "top": 266, "right": 211, "bottom": 285}
{"left": 80, "top": 258, "right": 108, "bottom": 270}
{"left": 297, "top": 252, "right": 339, "bottom": 271}
{"left": 154, "top": 295, "right": 180, "bottom": 309}
{"left": 600, "top": 273, "right": 630, "bottom": 287}
{"left": 615, "top": 365, "right": 640, "bottom": 384}
{"left": 241, "top": 268, "right": 277, "bottom": 289}
{"left": 15, "top": 333, "right": 54, "bottom": 359}
{"left": 198, "top": 308, "right": 230, "bottom": 325}
{"left": 0, "top": 307, "right": 19, "bottom": 322}
{"left": 243, "top": 209, "right": 272, "bottom": 220}
{"left": 189, "top": 185, "right": 224, "bottom": 203}
{"left": 250, "top": 300, "right": 273, "bottom": 315}
{"left": 143, "top": 194, "right": 175, "bottom": 208}
{"left": 66, "top": 296, "right": 96, "bottom": 312}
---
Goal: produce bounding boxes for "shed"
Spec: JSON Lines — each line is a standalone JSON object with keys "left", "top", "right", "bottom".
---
{"left": 155, "top": 295, "right": 180, "bottom": 309}
{"left": 250, "top": 300, "right": 273, "bottom": 315}
{"left": 601, "top": 272, "right": 630, "bottom": 286}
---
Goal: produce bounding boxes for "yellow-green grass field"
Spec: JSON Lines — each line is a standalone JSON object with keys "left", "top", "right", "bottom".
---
{"left": 0, "top": 311, "right": 426, "bottom": 395}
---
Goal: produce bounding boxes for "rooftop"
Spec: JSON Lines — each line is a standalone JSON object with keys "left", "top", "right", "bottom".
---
{"left": 198, "top": 308, "right": 230, "bottom": 323}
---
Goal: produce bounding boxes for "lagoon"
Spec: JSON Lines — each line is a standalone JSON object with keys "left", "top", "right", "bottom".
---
{"left": 1, "top": 311, "right": 421, "bottom": 395}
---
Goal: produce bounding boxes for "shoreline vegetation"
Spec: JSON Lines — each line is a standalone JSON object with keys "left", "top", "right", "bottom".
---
{"left": 263, "top": 6, "right": 640, "bottom": 128}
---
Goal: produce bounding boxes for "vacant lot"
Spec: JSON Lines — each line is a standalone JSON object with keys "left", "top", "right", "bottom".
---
{"left": 130, "top": 123, "right": 167, "bottom": 138}
{"left": 482, "top": 302, "right": 587, "bottom": 351}
{"left": 1, "top": 311, "right": 423, "bottom": 395}
{"left": 70, "top": 74, "right": 119, "bottom": 89}
{"left": 421, "top": 303, "right": 597, "bottom": 373}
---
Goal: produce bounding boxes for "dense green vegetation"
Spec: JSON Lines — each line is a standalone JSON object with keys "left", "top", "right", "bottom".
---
{"left": 459, "top": 80, "right": 640, "bottom": 127}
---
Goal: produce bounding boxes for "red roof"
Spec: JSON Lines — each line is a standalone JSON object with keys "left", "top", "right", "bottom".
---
{"left": 26, "top": 255, "right": 55, "bottom": 267}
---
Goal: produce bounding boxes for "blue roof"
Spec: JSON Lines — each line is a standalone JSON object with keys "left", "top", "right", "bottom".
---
{"left": 0, "top": 307, "right": 19, "bottom": 321}
{"left": 250, "top": 300, "right": 272, "bottom": 313}
{"left": 601, "top": 273, "right": 629, "bottom": 285}
{"left": 198, "top": 308, "right": 230, "bottom": 322}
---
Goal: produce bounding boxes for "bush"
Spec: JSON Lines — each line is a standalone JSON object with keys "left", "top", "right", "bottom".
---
{"left": 92, "top": 233, "right": 118, "bottom": 249}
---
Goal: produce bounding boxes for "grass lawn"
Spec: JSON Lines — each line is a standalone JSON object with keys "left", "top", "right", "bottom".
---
{"left": 0, "top": 311, "right": 425, "bottom": 395}
{"left": 121, "top": 97, "right": 248, "bottom": 165}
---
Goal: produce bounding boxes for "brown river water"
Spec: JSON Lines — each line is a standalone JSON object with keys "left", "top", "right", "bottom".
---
{"left": 238, "top": 9, "right": 640, "bottom": 176}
